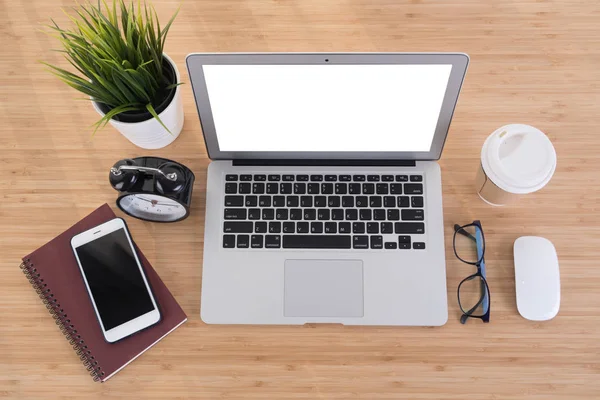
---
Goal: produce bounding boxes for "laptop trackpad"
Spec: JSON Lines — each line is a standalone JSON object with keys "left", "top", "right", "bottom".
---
{"left": 284, "top": 260, "right": 364, "bottom": 318}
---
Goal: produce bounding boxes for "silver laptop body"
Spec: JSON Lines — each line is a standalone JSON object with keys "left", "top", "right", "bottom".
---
{"left": 186, "top": 53, "right": 469, "bottom": 325}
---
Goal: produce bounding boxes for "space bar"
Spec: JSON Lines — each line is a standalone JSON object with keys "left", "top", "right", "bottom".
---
{"left": 283, "top": 235, "right": 351, "bottom": 249}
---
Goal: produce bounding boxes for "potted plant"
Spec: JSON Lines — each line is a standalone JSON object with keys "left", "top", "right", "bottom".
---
{"left": 44, "top": 0, "right": 183, "bottom": 149}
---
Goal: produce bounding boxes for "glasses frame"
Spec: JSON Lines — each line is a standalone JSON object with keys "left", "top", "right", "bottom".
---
{"left": 453, "top": 220, "right": 491, "bottom": 324}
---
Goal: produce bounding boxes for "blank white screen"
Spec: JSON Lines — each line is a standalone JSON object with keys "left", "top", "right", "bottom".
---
{"left": 203, "top": 64, "right": 452, "bottom": 152}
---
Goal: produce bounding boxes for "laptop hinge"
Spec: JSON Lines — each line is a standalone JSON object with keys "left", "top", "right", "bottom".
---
{"left": 232, "top": 159, "right": 417, "bottom": 167}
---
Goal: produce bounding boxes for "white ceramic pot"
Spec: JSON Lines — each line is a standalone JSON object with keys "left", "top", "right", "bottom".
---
{"left": 92, "top": 53, "right": 184, "bottom": 149}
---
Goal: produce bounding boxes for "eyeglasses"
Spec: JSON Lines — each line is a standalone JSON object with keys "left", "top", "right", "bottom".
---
{"left": 453, "top": 220, "right": 491, "bottom": 324}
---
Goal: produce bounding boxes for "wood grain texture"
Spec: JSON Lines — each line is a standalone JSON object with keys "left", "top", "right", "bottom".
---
{"left": 1, "top": 0, "right": 600, "bottom": 398}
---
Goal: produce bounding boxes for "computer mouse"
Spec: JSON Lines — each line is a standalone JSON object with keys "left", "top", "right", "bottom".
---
{"left": 513, "top": 236, "right": 560, "bottom": 321}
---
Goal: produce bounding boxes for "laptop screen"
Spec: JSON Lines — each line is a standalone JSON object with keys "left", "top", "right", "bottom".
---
{"left": 202, "top": 64, "right": 453, "bottom": 153}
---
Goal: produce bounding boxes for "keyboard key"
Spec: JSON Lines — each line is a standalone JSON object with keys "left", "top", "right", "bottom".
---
{"left": 321, "top": 183, "right": 333, "bottom": 194}
{"left": 296, "top": 222, "right": 309, "bottom": 233}
{"left": 395, "top": 222, "right": 425, "bottom": 234}
{"left": 363, "top": 183, "right": 375, "bottom": 194}
{"left": 226, "top": 174, "right": 238, "bottom": 181}
{"left": 311, "top": 222, "right": 323, "bottom": 233}
{"left": 303, "top": 209, "right": 316, "bottom": 220}
{"left": 339, "top": 222, "right": 351, "bottom": 233}
{"left": 237, "top": 235, "right": 249, "bottom": 248}
{"left": 385, "top": 242, "right": 397, "bottom": 249}
{"left": 255, "top": 222, "right": 268, "bottom": 233}
{"left": 276, "top": 209, "right": 289, "bottom": 220}
{"left": 395, "top": 175, "right": 408, "bottom": 182}
{"left": 273, "top": 196, "right": 285, "bottom": 207}
{"left": 239, "top": 183, "right": 251, "bottom": 194}
{"left": 369, "top": 196, "right": 382, "bottom": 208}
{"left": 251, "top": 235, "right": 263, "bottom": 248}
{"left": 398, "top": 196, "right": 410, "bottom": 208}
{"left": 262, "top": 209, "right": 275, "bottom": 220}
{"left": 318, "top": 209, "right": 330, "bottom": 220}
{"left": 353, "top": 235, "right": 369, "bottom": 249}
{"left": 240, "top": 174, "right": 252, "bottom": 181}
{"left": 301, "top": 196, "right": 313, "bottom": 207}
{"left": 254, "top": 174, "right": 266, "bottom": 181}
{"left": 367, "top": 222, "right": 379, "bottom": 234}
{"left": 225, "top": 182, "right": 237, "bottom": 194}
{"left": 383, "top": 196, "right": 396, "bottom": 208}
{"left": 286, "top": 196, "right": 299, "bottom": 207}
{"left": 402, "top": 209, "right": 424, "bottom": 221}
{"left": 282, "top": 222, "right": 295, "bottom": 233}
{"left": 339, "top": 175, "right": 351, "bottom": 181}
{"left": 410, "top": 175, "right": 423, "bottom": 182}
{"left": 398, "top": 235, "right": 411, "bottom": 244}
{"left": 294, "top": 183, "right": 306, "bottom": 194}
{"left": 283, "top": 175, "right": 294, "bottom": 181}
{"left": 376, "top": 183, "right": 389, "bottom": 194}
{"left": 259, "top": 196, "right": 271, "bottom": 207}
{"left": 223, "top": 234, "right": 235, "bottom": 248}
{"left": 405, "top": 183, "right": 423, "bottom": 195}
{"left": 335, "top": 183, "right": 348, "bottom": 194}
{"left": 382, "top": 175, "right": 394, "bottom": 182}
{"left": 266, "top": 183, "right": 278, "bottom": 194}
{"left": 280, "top": 183, "right": 293, "bottom": 194}
{"left": 356, "top": 196, "right": 368, "bottom": 207}
{"left": 374, "top": 209, "right": 386, "bottom": 220}
{"left": 413, "top": 242, "right": 426, "bottom": 249}
{"left": 325, "top": 175, "right": 337, "bottom": 181}
{"left": 248, "top": 208, "right": 261, "bottom": 220}
{"left": 345, "top": 209, "right": 358, "bottom": 220}
{"left": 332, "top": 209, "right": 344, "bottom": 220}
{"left": 314, "top": 196, "right": 327, "bottom": 207}
{"left": 310, "top": 175, "right": 323, "bottom": 181}
{"left": 349, "top": 183, "right": 361, "bottom": 194}
{"left": 224, "top": 208, "right": 247, "bottom": 220}
{"left": 328, "top": 196, "right": 340, "bottom": 207}
{"left": 283, "top": 235, "right": 351, "bottom": 249}
{"left": 245, "top": 195, "right": 258, "bottom": 207}
{"left": 411, "top": 196, "right": 424, "bottom": 208}
{"left": 387, "top": 209, "right": 400, "bottom": 221}
{"left": 268, "top": 174, "right": 281, "bottom": 181}
{"left": 290, "top": 209, "right": 302, "bottom": 220}
{"left": 269, "top": 222, "right": 281, "bottom": 233}
{"left": 342, "top": 196, "right": 354, "bottom": 207}
{"left": 296, "top": 175, "right": 309, "bottom": 181}
{"left": 225, "top": 195, "right": 244, "bottom": 207}
{"left": 381, "top": 222, "right": 393, "bottom": 234}
{"left": 370, "top": 235, "right": 383, "bottom": 249}
{"left": 390, "top": 184, "right": 403, "bottom": 194}
{"left": 367, "top": 175, "right": 380, "bottom": 182}
{"left": 399, "top": 242, "right": 411, "bottom": 249}
{"left": 353, "top": 222, "right": 365, "bottom": 234}
{"left": 224, "top": 222, "right": 253, "bottom": 233}
{"left": 265, "top": 235, "right": 281, "bottom": 248}
{"left": 325, "top": 222, "right": 337, "bottom": 233}
{"left": 353, "top": 175, "right": 366, "bottom": 181}
{"left": 307, "top": 183, "right": 320, "bottom": 194}
{"left": 359, "top": 209, "right": 372, "bottom": 220}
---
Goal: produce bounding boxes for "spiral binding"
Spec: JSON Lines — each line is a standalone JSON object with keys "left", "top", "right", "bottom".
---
{"left": 20, "top": 260, "right": 104, "bottom": 382}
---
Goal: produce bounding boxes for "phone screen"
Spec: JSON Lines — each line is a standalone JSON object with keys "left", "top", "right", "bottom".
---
{"left": 75, "top": 228, "right": 155, "bottom": 331}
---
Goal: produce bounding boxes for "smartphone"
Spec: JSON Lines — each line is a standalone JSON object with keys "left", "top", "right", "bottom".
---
{"left": 71, "top": 218, "right": 161, "bottom": 343}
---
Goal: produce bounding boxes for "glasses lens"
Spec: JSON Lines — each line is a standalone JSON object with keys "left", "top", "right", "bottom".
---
{"left": 454, "top": 224, "right": 483, "bottom": 264}
{"left": 458, "top": 275, "right": 489, "bottom": 317}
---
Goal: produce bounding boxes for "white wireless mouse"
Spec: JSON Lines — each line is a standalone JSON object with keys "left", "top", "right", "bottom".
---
{"left": 514, "top": 236, "right": 560, "bottom": 321}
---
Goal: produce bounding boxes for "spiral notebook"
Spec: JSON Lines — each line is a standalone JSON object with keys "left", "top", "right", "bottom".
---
{"left": 19, "top": 204, "right": 187, "bottom": 382}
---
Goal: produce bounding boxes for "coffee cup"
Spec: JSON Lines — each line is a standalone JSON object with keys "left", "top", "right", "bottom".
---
{"left": 476, "top": 124, "right": 557, "bottom": 206}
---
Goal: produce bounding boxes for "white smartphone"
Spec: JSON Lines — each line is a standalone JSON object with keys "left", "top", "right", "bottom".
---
{"left": 71, "top": 218, "right": 161, "bottom": 343}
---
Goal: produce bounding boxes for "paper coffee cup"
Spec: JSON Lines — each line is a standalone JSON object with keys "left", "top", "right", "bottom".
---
{"left": 476, "top": 124, "right": 557, "bottom": 206}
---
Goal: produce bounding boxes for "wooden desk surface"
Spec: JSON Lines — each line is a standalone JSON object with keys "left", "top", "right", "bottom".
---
{"left": 2, "top": 0, "right": 600, "bottom": 398}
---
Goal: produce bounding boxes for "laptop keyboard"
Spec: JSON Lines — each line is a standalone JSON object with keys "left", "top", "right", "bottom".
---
{"left": 222, "top": 174, "right": 425, "bottom": 250}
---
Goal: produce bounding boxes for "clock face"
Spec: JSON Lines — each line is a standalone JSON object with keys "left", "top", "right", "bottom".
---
{"left": 119, "top": 194, "right": 187, "bottom": 222}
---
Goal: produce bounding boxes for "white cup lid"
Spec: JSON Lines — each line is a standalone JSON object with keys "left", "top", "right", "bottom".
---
{"left": 481, "top": 124, "right": 557, "bottom": 194}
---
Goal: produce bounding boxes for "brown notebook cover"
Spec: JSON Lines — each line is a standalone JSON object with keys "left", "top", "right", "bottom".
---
{"left": 19, "top": 204, "right": 187, "bottom": 382}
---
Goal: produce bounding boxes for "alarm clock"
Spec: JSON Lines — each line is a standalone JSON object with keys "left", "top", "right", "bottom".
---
{"left": 109, "top": 157, "right": 195, "bottom": 222}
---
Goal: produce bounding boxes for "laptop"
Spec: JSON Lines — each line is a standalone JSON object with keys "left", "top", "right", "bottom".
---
{"left": 186, "top": 53, "right": 469, "bottom": 326}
